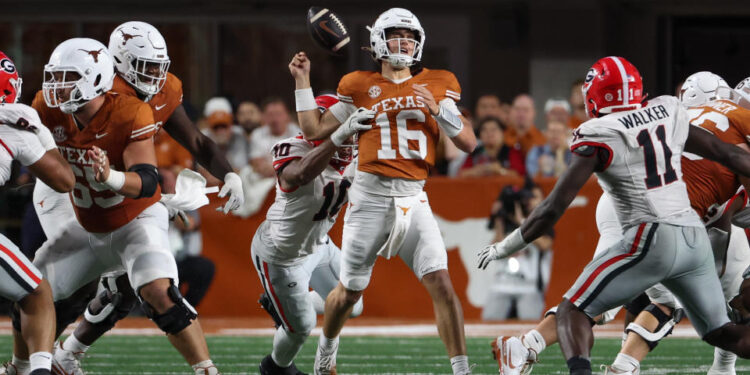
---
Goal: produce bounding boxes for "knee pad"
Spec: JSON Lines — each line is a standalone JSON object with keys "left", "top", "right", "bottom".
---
{"left": 140, "top": 281, "right": 197, "bottom": 335}
{"left": 625, "top": 304, "right": 683, "bottom": 351}
{"left": 350, "top": 297, "right": 364, "bottom": 318}
{"left": 54, "top": 280, "right": 99, "bottom": 336}
{"left": 84, "top": 277, "right": 137, "bottom": 329}
{"left": 624, "top": 293, "right": 651, "bottom": 316}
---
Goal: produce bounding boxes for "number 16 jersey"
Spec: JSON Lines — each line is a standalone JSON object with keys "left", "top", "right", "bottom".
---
{"left": 569, "top": 95, "right": 702, "bottom": 230}
{"left": 255, "top": 136, "right": 353, "bottom": 266}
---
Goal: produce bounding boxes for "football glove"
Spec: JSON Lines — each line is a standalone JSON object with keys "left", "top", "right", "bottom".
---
{"left": 218, "top": 172, "right": 244, "bottom": 214}
{"left": 476, "top": 228, "right": 528, "bottom": 270}
{"left": 330, "top": 107, "right": 374, "bottom": 147}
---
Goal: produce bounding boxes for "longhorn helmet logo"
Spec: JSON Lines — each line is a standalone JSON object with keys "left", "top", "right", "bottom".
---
{"left": 118, "top": 29, "right": 142, "bottom": 46}
{"left": 78, "top": 48, "right": 104, "bottom": 63}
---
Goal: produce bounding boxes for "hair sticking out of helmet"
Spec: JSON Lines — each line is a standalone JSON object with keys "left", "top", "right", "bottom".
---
{"left": 582, "top": 56, "right": 643, "bottom": 119}
{"left": 368, "top": 8, "right": 425, "bottom": 69}
{"left": 109, "top": 21, "right": 170, "bottom": 100}
{"left": 0, "top": 51, "right": 22, "bottom": 104}
{"left": 679, "top": 71, "right": 731, "bottom": 107}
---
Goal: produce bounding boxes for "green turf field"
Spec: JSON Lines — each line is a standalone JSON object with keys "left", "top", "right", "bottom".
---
{"left": 0, "top": 336, "right": 740, "bottom": 374}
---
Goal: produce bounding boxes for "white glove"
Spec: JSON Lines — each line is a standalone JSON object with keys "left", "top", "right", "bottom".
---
{"left": 162, "top": 203, "right": 190, "bottom": 226}
{"left": 218, "top": 172, "right": 244, "bottom": 214}
{"left": 476, "top": 228, "right": 528, "bottom": 270}
{"left": 330, "top": 107, "right": 375, "bottom": 147}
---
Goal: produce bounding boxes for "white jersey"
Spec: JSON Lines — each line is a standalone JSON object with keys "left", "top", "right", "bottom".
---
{"left": 0, "top": 104, "right": 51, "bottom": 184}
{"left": 254, "top": 136, "right": 354, "bottom": 265}
{"left": 570, "top": 95, "right": 703, "bottom": 230}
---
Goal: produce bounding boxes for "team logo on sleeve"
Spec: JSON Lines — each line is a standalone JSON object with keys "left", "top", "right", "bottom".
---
{"left": 368, "top": 85, "right": 382, "bottom": 99}
{"left": 52, "top": 126, "right": 67, "bottom": 142}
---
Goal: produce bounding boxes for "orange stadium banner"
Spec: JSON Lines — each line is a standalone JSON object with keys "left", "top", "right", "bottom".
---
{"left": 198, "top": 176, "right": 603, "bottom": 320}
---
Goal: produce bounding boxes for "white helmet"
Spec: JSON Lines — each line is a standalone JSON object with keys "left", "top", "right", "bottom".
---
{"left": 368, "top": 8, "right": 425, "bottom": 69}
{"left": 734, "top": 77, "right": 750, "bottom": 109}
{"left": 679, "top": 71, "right": 730, "bottom": 107}
{"left": 109, "top": 21, "right": 170, "bottom": 99}
{"left": 43, "top": 38, "right": 114, "bottom": 114}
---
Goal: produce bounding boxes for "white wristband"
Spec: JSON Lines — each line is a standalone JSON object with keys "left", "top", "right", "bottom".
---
{"left": 502, "top": 228, "right": 529, "bottom": 254}
{"left": 433, "top": 103, "right": 464, "bottom": 138}
{"left": 295, "top": 88, "right": 317, "bottom": 112}
{"left": 103, "top": 169, "right": 126, "bottom": 191}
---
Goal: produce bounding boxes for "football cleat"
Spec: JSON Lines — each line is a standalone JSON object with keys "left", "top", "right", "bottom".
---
{"left": 259, "top": 354, "right": 307, "bottom": 375}
{"left": 52, "top": 340, "right": 84, "bottom": 375}
{"left": 601, "top": 364, "right": 639, "bottom": 375}
{"left": 491, "top": 336, "right": 535, "bottom": 375}
{"left": 707, "top": 368, "right": 736, "bottom": 375}
{"left": 259, "top": 293, "right": 283, "bottom": 328}
{"left": 314, "top": 341, "right": 338, "bottom": 375}
{"left": 0, "top": 362, "right": 21, "bottom": 375}
{"left": 193, "top": 364, "right": 220, "bottom": 375}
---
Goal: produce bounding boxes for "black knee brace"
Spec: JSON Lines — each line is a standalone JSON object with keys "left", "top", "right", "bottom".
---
{"left": 625, "top": 304, "right": 681, "bottom": 351}
{"left": 140, "top": 282, "right": 197, "bottom": 335}
{"left": 84, "top": 278, "right": 137, "bottom": 330}
{"left": 624, "top": 293, "right": 651, "bottom": 316}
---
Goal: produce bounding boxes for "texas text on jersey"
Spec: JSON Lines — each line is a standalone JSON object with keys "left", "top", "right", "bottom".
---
{"left": 110, "top": 72, "right": 182, "bottom": 131}
{"left": 333, "top": 68, "right": 461, "bottom": 180}
{"left": 31, "top": 91, "right": 160, "bottom": 233}
{"left": 682, "top": 99, "right": 750, "bottom": 223}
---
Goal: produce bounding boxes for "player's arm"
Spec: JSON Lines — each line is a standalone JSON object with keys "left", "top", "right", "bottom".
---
{"left": 278, "top": 140, "right": 338, "bottom": 190}
{"left": 413, "top": 84, "right": 477, "bottom": 153}
{"left": 685, "top": 126, "right": 750, "bottom": 178}
{"left": 164, "top": 105, "right": 243, "bottom": 213}
{"left": 289, "top": 51, "right": 344, "bottom": 140}
{"left": 477, "top": 152, "right": 598, "bottom": 269}
{"left": 89, "top": 138, "right": 158, "bottom": 199}
{"left": 28, "top": 150, "right": 75, "bottom": 193}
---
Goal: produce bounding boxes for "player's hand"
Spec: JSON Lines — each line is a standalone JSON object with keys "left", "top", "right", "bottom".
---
{"left": 413, "top": 84, "right": 439, "bottom": 116}
{"left": 88, "top": 146, "right": 111, "bottom": 182}
{"left": 331, "top": 107, "right": 375, "bottom": 146}
{"left": 217, "top": 172, "right": 244, "bottom": 214}
{"left": 289, "top": 52, "right": 311, "bottom": 87}
{"left": 477, "top": 242, "right": 509, "bottom": 270}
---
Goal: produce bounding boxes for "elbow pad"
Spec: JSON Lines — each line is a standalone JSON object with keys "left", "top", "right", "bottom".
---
{"left": 128, "top": 164, "right": 159, "bottom": 198}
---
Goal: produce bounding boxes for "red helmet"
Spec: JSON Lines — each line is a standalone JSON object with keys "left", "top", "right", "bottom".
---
{"left": 315, "top": 93, "right": 339, "bottom": 113}
{"left": 582, "top": 56, "right": 643, "bottom": 118}
{"left": 0, "top": 51, "right": 22, "bottom": 104}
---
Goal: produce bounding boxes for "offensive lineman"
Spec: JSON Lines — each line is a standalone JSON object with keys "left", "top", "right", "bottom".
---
{"left": 477, "top": 56, "right": 750, "bottom": 375}
{"left": 0, "top": 51, "right": 76, "bottom": 375}
{"left": 289, "top": 7, "right": 477, "bottom": 374}
{"left": 253, "top": 96, "right": 368, "bottom": 374}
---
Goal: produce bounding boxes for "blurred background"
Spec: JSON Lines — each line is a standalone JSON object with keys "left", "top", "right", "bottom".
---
{"left": 1, "top": 0, "right": 750, "bottom": 322}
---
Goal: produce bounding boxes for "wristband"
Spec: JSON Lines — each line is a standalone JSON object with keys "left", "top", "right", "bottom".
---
{"left": 502, "top": 228, "right": 529, "bottom": 254}
{"left": 433, "top": 103, "right": 464, "bottom": 138}
{"left": 103, "top": 169, "right": 126, "bottom": 191}
{"left": 295, "top": 88, "right": 317, "bottom": 112}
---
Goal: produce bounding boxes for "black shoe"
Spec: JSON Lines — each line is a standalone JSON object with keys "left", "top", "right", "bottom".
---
{"left": 259, "top": 292, "right": 283, "bottom": 328}
{"left": 259, "top": 354, "right": 307, "bottom": 375}
{"left": 29, "top": 370, "right": 52, "bottom": 375}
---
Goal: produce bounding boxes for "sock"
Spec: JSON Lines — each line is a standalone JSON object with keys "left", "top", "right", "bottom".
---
{"left": 12, "top": 355, "right": 30, "bottom": 371}
{"left": 271, "top": 327, "right": 307, "bottom": 367}
{"left": 611, "top": 353, "right": 639, "bottom": 372}
{"left": 566, "top": 356, "right": 591, "bottom": 375}
{"left": 521, "top": 329, "right": 546, "bottom": 355}
{"left": 318, "top": 334, "right": 339, "bottom": 353}
{"left": 450, "top": 355, "right": 470, "bottom": 375}
{"left": 711, "top": 347, "right": 737, "bottom": 373}
{"left": 29, "top": 352, "right": 52, "bottom": 372}
{"left": 191, "top": 359, "right": 216, "bottom": 375}
{"left": 63, "top": 334, "right": 90, "bottom": 353}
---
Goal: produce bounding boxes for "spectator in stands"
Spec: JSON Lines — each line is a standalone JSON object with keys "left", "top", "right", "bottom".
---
{"left": 482, "top": 179, "right": 553, "bottom": 320}
{"left": 544, "top": 98, "right": 571, "bottom": 125}
{"left": 504, "top": 94, "right": 546, "bottom": 157}
{"left": 525, "top": 120, "right": 572, "bottom": 178}
{"left": 249, "top": 97, "right": 301, "bottom": 178}
{"left": 569, "top": 79, "right": 587, "bottom": 128}
{"left": 475, "top": 94, "right": 503, "bottom": 126}
{"left": 236, "top": 100, "right": 263, "bottom": 137}
{"left": 202, "top": 97, "right": 249, "bottom": 171}
{"left": 458, "top": 117, "right": 525, "bottom": 177}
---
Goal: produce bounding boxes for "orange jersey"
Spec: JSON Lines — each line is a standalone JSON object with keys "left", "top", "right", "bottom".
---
{"left": 155, "top": 132, "right": 192, "bottom": 169}
{"left": 32, "top": 91, "right": 160, "bottom": 233}
{"left": 337, "top": 68, "right": 461, "bottom": 180}
{"left": 682, "top": 99, "right": 750, "bottom": 220}
{"left": 110, "top": 72, "right": 183, "bottom": 131}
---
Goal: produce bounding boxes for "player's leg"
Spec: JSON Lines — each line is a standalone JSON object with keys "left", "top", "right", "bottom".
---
{"left": 0, "top": 234, "right": 54, "bottom": 375}
{"left": 308, "top": 239, "right": 362, "bottom": 318}
{"left": 115, "top": 203, "right": 216, "bottom": 374}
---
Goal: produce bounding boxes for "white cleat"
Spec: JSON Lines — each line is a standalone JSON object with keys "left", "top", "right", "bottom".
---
{"left": 52, "top": 341, "right": 85, "bottom": 375}
{"left": 707, "top": 369, "right": 736, "bottom": 375}
{"left": 492, "top": 336, "right": 535, "bottom": 375}
{"left": 0, "top": 362, "right": 22, "bottom": 375}
{"left": 314, "top": 340, "right": 338, "bottom": 375}
{"left": 194, "top": 364, "right": 221, "bottom": 375}
{"left": 601, "top": 364, "right": 640, "bottom": 375}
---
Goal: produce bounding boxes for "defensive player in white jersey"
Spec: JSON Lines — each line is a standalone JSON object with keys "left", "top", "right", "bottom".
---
{"left": 0, "top": 51, "right": 75, "bottom": 375}
{"left": 478, "top": 56, "right": 750, "bottom": 375}
{"left": 289, "top": 7, "right": 477, "bottom": 375}
{"left": 253, "top": 98, "right": 369, "bottom": 375}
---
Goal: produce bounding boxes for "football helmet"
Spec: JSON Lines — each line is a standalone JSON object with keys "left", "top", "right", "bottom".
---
{"left": 315, "top": 94, "right": 355, "bottom": 163}
{"left": 734, "top": 77, "right": 750, "bottom": 109}
{"left": 0, "top": 51, "right": 22, "bottom": 104}
{"left": 679, "top": 71, "right": 730, "bottom": 107}
{"left": 42, "top": 38, "right": 114, "bottom": 114}
{"left": 368, "top": 8, "right": 425, "bottom": 69}
{"left": 582, "top": 56, "right": 643, "bottom": 118}
{"left": 109, "top": 21, "right": 170, "bottom": 99}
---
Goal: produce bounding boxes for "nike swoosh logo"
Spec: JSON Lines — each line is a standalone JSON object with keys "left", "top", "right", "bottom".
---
{"left": 95, "top": 133, "right": 108, "bottom": 139}
{"left": 319, "top": 20, "right": 338, "bottom": 37}
{"left": 155, "top": 104, "right": 167, "bottom": 111}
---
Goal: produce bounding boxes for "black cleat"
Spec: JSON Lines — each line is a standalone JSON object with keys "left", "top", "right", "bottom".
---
{"left": 29, "top": 370, "right": 52, "bottom": 375}
{"left": 259, "top": 354, "right": 307, "bottom": 375}
{"left": 259, "top": 292, "right": 283, "bottom": 328}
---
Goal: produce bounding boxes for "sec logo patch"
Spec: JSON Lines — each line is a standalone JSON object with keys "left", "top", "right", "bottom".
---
{"left": 368, "top": 85, "right": 381, "bottom": 99}
{"left": 52, "top": 126, "right": 67, "bottom": 142}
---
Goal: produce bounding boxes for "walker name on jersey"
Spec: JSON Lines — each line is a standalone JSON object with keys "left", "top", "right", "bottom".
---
{"left": 617, "top": 105, "right": 669, "bottom": 129}
{"left": 369, "top": 95, "right": 426, "bottom": 113}
{"left": 58, "top": 145, "right": 103, "bottom": 165}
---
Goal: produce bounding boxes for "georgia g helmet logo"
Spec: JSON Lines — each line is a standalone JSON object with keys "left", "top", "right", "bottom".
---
{"left": 0, "top": 58, "right": 16, "bottom": 74}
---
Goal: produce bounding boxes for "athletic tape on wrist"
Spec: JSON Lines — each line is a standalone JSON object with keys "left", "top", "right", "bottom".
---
{"left": 295, "top": 88, "right": 317, "bottom": 112}
{"left": 434, "top": 104, "right": 463, "bottom": 138}
{"left": 104, "top": 169, "right": 126, "bottom": 191}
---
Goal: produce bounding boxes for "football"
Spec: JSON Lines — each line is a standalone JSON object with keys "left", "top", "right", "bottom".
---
{"left": 306, "top": 7, "right": 350, "bottom": 55}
